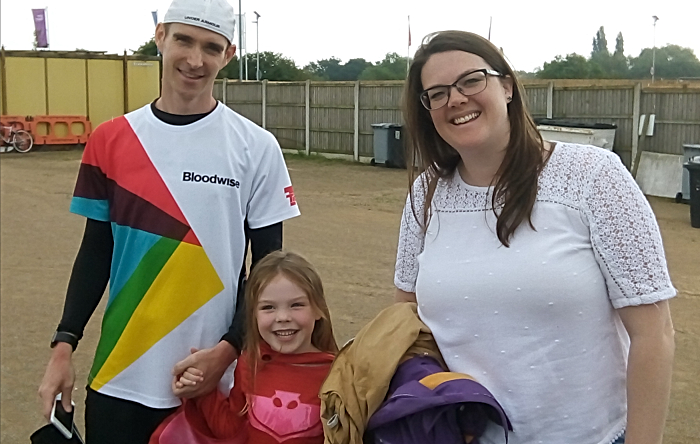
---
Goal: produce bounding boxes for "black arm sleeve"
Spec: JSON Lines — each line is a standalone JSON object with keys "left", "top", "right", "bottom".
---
{"left": 57, "top": 219, "right": 113, "bottom": 342}
{"left": 220, "top": 221, "right": 283, "bottom": 352}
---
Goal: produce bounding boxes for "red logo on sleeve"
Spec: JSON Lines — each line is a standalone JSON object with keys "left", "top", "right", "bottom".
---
{"left": 284, "top": 186, "right": 297, "bottom": 206}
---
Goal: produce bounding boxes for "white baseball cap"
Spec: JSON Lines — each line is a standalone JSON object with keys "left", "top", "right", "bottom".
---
{"left": 163, "top": 0, "right": 235, "bottom": 44}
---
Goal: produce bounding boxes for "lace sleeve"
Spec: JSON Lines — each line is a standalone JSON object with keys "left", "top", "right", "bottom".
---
{"left": 584, "top": 152, "right": 676, "bottom": 308}
{"left": 394, "top": 178, "right": 427, "bottom": 292}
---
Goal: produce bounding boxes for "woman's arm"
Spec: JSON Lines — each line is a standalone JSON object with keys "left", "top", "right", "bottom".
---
{"left": 617, "top": 300, "right": 675, "bottom": 444}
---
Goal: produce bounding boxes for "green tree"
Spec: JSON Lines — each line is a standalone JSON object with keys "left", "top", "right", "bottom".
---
{"left": 220, "top": 52, "right": 307, "bottom": 81}
{"left": 589, "top": 26, "right": 618, "bottom": 77}
{"left": 303, "top": 57, "right": 373, "bottom": 81}
{"left": 537, "top": 53, "right": 604, "bottom": 79}
{"left": 515, "top": 70, "right": 537, "bottom": 79}
{"left": 628, "top": 45, "right": 700, "bottom": 79}
{"left": 359, "top": 53, "right": 408, "bottom": 80}
{"left": 591, "top": 26, "right": 609, "bottom": 58}
{"left": 614, "top": 32, "right": 624, "bottom": 57}
{"left": 218, "top": 56, "right": 240, "bottom": 79}
{"left": 608, "top": 32, "right": 629, "bottom": 78}
{"left": 134, "top": 37, "right": 158, "bottom": 56}
{"left": 340, "top": 58, "right": 373, "bottom": 81}
{"left": 303, "top": 57, "right": 342, "bottom": 80}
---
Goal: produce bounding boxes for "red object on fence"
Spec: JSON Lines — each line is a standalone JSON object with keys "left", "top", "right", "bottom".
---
{"left": 32, "top": 115, "right": 92, "bottom": 144}
{"left": 0, "top": 115, "right": 92, "bottom": 145}
{"left": 0, "top": 116, "right": 33, "bottom": 132}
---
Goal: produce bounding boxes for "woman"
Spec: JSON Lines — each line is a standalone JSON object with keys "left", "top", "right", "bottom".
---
{"left": 394, "top": 30, "right": 675, "bottom": 444}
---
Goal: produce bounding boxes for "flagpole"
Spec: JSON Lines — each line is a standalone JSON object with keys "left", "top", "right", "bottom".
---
{"left": 45, "top": 6, "right": 50, "bottom": 50}
{"left": 152, "top": 10, "right": 160, "bottom": 56}
{"left": 406, "top": 15, "right": 410, "bottom": 77}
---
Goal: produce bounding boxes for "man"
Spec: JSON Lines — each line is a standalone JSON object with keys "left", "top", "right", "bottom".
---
{"left": 37, "top": 0, "right": 300, "bottom": 442}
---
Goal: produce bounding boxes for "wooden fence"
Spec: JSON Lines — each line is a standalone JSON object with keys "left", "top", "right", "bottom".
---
{"left": 214, "top": 79, "right": 700, "bottom": 169}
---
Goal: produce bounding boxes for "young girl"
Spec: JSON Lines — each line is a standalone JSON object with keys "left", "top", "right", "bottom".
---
{"left": 150, "top": 251, "right": 339, "bottom": 444}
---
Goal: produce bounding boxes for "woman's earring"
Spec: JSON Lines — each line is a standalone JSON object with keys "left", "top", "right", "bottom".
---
{"left": 506, "top": 96, "right": 513, "bottom": 103}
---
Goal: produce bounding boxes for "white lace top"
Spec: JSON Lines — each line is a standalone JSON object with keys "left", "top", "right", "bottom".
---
{"left": 394, "top": 143, "right": 676, "bottom": 444}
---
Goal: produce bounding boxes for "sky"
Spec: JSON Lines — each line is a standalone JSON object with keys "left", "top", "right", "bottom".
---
{"left": 1, "top": 0, "right": 699, "bottom": 73}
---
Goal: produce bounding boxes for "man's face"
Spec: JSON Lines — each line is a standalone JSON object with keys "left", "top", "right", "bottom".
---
{"left": 155, "top": 22, "right": 235, "bottom": 102}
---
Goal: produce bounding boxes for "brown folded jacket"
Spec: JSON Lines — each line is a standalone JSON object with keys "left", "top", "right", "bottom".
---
{"left": 320, "top": 302, "right": 445, "bottom": 444}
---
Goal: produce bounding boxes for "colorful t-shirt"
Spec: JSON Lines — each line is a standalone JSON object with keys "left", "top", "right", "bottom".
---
{"left": 70, "top": 103, "right": 300, "bottom": 408}
{"left": 151, "top": 343, "right": 335, "bottom": 444}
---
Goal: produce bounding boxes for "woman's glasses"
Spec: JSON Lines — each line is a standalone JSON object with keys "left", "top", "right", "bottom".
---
{"left": 420, "top": 68, "right": 504, "bottom": 110}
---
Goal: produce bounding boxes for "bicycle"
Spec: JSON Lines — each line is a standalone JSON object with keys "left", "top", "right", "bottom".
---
{"left": 1, "top": 126, "right": 34, "bottom": 153}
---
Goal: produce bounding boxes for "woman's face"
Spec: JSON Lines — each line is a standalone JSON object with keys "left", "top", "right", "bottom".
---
{"left": 421, "top": 50, "right": 513, "bottom": 155}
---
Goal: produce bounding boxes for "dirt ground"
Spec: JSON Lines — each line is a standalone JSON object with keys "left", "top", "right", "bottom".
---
{"left": 1, "top": 150, "right": 698, "bottom": 443}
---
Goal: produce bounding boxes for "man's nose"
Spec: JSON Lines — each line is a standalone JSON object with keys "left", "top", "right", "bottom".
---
{"left": 187, "top": 47, "right": 203, "bottom": 69}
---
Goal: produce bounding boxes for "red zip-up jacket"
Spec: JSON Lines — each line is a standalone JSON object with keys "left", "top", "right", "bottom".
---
{"left": 151, "top": 342, "right": 334, "bottom": 444}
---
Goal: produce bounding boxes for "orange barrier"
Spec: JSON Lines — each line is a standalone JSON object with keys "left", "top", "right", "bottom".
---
{"left": 0, "top": 115, "right": 92, "bottom": 145}
{"left": 31, "top": 115, "right": 92, "bottom": 145}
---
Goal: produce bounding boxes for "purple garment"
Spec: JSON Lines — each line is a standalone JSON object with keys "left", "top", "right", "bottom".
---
{"left": 32, "top": 9, "right": 48, "bottom": 48}
{"left": 366, "top": 356, "right": 512, "bottom": 444}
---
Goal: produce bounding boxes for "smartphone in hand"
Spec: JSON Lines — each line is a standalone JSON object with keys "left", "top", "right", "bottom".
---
{"left": 50, "top": 393, "right": 75, "bottom": 439}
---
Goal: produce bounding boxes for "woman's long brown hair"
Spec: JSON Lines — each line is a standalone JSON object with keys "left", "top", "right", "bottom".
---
{"left": 403, "top": 30, "right": 547, "bottom": 246}
{"left": 243, "top": 250, "right": 338, "bottom": 388}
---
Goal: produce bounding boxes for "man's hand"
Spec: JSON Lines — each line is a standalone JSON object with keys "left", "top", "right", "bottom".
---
{"left": 171, "top": 341, "right": 238, "bottom": 398}
{"left": 38, "top": 343, "right": 75, "bottom": 420}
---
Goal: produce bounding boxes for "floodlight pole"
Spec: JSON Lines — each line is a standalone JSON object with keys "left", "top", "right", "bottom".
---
{"left": 651, "top": 15, "right": 659, "bottom": 83}
{"left": 254, "top": 11, "right": 260, "bottom": 81}
{"left": 238, "top": 0, "right": 243, "bottom": 81}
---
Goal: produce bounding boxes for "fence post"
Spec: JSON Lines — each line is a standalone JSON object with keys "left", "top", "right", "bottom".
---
{"left": 84, "top": 58, "right": 90, "bottom": 122}
{"left": 0, "top": 46, "right": 6, "bottom": 115}
{"left": 546, "top": 81, "right": 554, "bottom": 119}
{"left": 354, "top": 80, "right": 360, "bottom": 162}
{"left": 631, "top": 82, "right": 642, "bottom": 173}
{"left": 262, "top": 79, "right": 267, "bottom": 129}
{"left": 305, "top": 79, "right": 310, "bottom": 156}
{"left": 123, "top": 50, "right": 129, "bottom": 114}
{"left": 222, "top": 78, "right": 227, "bottom": 106}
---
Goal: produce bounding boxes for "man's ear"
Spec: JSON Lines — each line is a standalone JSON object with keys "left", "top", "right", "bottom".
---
{"left": 225, "top": 44, "right": 237, "bottom": 65}
{"left": 155, "top": 23, "right": 166, "bottom": 52}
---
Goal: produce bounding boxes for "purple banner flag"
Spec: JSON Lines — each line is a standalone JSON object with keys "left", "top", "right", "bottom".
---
{"left": 32, "top": 8, "right": 48, "bottom": 48}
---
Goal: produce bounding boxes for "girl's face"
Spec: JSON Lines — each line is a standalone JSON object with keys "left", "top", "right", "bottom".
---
{"left": 256, "top": 273, "right": 321, "bottom": 354}
{"left": 421, "top": 50, "right": 513, "bottom": 156}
